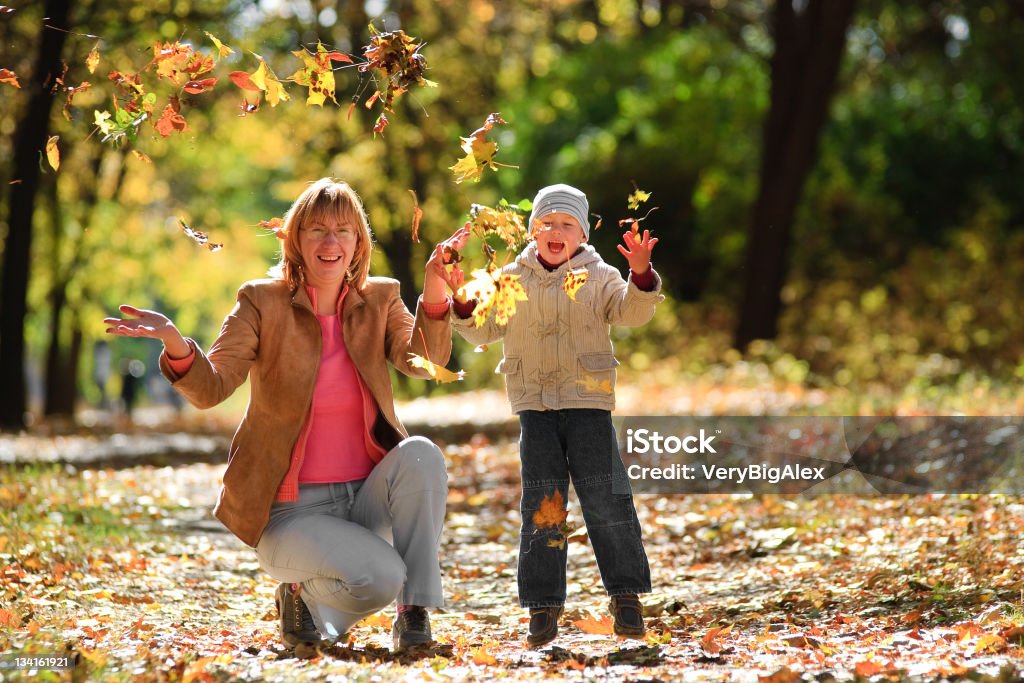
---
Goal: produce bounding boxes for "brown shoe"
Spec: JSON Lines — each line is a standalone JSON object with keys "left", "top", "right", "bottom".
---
{"left": 275, "top": 582, "right": 321, "bottom": 646}
{"left": 609, "top": 594, "right": 646, "bottom": 637}
{"left": 526, "top": 606, "right": 564, "bottom": 648}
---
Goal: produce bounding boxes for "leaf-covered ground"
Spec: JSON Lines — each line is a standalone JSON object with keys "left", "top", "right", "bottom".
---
{"left": 2, "top": 433, "right": 1023, "bottom": 683}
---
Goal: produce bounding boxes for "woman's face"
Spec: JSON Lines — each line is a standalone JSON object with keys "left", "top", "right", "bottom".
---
{"left": 298, "top": 214, "right": 358, "bottom": 291}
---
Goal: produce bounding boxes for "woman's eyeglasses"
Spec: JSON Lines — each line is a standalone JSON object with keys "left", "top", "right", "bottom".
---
{"left": 302, "top": 226, "right": 357, "bottom": 242}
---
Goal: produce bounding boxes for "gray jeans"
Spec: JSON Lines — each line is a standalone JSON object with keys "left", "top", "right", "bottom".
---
{"left": 255, "top": 436, "right": 448, "bottom": 639}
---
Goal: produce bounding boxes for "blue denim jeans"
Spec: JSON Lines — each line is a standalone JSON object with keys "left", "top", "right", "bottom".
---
{"left": 517, "top": 409, "right": 651, "bottom": 608}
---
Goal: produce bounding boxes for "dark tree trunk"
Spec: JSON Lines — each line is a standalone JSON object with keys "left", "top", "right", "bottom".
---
{"left": 0, "top": 0, "right": 74, "bottom": 429}
{"left": 734, "top": 0, "right": 857, "bottom": 350}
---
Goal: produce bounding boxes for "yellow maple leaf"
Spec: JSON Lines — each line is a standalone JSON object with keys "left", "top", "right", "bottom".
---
{"left": 574, "top": 614, "right": 614, "bottom": 636}
{"left": 250, "top": 54, "right": 289, "bottom": 106}
{"left": 562, "top": 267, "right": 588, "bottom": 302}
{"left": 532, "top": 490, "right": 568, "bottom": 529}
{"left": 408, "top": 353, "right": 465, "bottom": 383}
{"left": 493, "top": 273, "right": 528, "bottom": 326}
{"left": 45, "top": 136, "right": 60, "bottom": 171}
{"left": 471, "top": 643, "right": 498, "bottom": 665}
{"left": 469, "top": 203, "right": 529, "bottom": 250}
{"left": 449, "top": 113, "right": 516, "bottom": 183}
{"left": 576, "top": 375, "right": 612, "bottom": 395}
{"left": 204, "top": 31, "right": 235, "bottom": 59}
{"left": 627, "top": 187, "right": 652, "bottom": 210}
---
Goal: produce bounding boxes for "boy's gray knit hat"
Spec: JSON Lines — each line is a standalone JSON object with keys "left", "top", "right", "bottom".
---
{"left": 528, "top": 184, "right": 590, "bottom": 239}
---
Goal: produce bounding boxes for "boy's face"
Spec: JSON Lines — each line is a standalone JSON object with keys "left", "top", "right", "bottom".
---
{"left": 533, "top": 212, "right": 586, "bottom": 266}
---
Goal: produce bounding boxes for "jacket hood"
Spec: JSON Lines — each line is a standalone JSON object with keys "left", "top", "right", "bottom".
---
{"left": 516, "top": 241, "right": 602, "bottom": 275}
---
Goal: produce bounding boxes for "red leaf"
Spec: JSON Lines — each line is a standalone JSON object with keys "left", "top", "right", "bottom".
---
{"left": 229, "top": 70, "right": 261, "bottom": 92}
{"left": 155, "top": 99, "right": 189, "bottom": 137}
{"left": 0, "top": 68, "right": 19, "bottom": 88}
{"left": 183, "top": 77, "right": 217, "bottom": 94}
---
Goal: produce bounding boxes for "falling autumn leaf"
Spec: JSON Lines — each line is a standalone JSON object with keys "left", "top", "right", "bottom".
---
{"left": 204, "top": 31, "right": 235, "bottom": 59}
{"left": 45, "top": 136, "right": 60, "bottom": 171}
{"left": 183, "top": 77, "right": 217, "bottom": 94}
{"left": 249, "top": 53, "right": 289, "bottom": 106}
{"left": 372, "top": 113, "right": 389, "bottom": 135}
{"left": 468, "top": 201, "right": 530, "bottom": 250}
{"left": 459, "top": 267, "right": 529, "bottom": 328}
{"left": 131, "top": 150, "right": 152, "bottom": 163}
{"left": 86, "top": 43, "right": 101, "bottom": 73}
{"left": 93, "top": 110, "right": 114, "bottom": 135}
{"left": 155, "top": 97, "right": 189, "bottom": 137}
{"left": 409, "top": 189, "right": 423, "bottom": 243}
{"left": 627, "top": 183, "right": 652, "bottom": 210}
{"left": 562, "top": 267, "right": 588, "bottom": 302}
{"left": 574, "top": 615, "right": 615, "bottom": 636}
{"left": 180, "top": 218, "right": 223, "bottom": 252}
{"left": 0, "top": 67, "right": 20, "bottom": 88}
{"left": 258, "top": 217, "right": 284, "bottom": 231}
{"left": 450, "top": 113, "right": 517, "bottom": 184}
{"left": 288, "top": 41, "right": 351, "bottom": 106}
{"left": 229, "top": 70, "right": 261, "bottom": 92}
{"left": 408, "top": 353, "right": 465, "bottom": 383}
{"left": 359, "top": 27, "right": 434, "bottom": 116}
{"left": 62, "top": 81, "right": 91, "bottom": 120}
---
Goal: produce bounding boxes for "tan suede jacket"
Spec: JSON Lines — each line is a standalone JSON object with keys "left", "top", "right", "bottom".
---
{"left": 158, "top": 277, "right": 452, "bottom": 547}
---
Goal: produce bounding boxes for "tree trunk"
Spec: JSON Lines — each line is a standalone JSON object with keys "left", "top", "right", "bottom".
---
{"left": 734, "top": 0, "right": 857, "bottom": 350}
{"left": 43, "top": 149, "right": 106, "bottom": 417}
{"left": 0, "top": 0, "right": 74, "bottom": 429}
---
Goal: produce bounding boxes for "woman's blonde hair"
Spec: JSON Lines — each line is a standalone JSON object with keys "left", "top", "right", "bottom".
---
{"left": 269, "top": 178, "right": 373, "bottom": 290}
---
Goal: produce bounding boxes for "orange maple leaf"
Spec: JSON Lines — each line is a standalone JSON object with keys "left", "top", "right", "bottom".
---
{"left": 532, "top": 490, "right": 568, "bottom": 529}
{"left": 155, "top": 97, "right": 189, "bottom": 137}
{"left": 699, "top": 624, "right": 733, "bottom": 655}
{"left": 574, "top": 614, "right": 614, "bottom": 635}
{"left": 0, "top": 68, "right": 21, "bottom": 88}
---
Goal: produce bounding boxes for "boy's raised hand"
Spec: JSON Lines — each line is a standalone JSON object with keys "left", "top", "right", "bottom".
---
{"left": 424, "top": 224, "right": 471, "bottom": 302}
{"left": 617, "top": 228, "right": 659, "bottom": 274}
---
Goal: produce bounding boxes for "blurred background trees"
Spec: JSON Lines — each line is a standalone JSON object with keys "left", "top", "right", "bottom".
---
{"left": 2, "top": 0, "right": 1023, "bottom": 429}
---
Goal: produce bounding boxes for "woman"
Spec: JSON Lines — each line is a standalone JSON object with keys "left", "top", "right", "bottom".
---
{"left": 104, "top": 178, "right": 468, "bottom": 651}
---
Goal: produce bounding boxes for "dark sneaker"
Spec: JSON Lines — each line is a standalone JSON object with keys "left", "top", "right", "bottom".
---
{"left": 392, "top": 606, "right": 432, "bottom": 651}
{"left": 526, "top": 606, "right": 563, "bottom": 649}
{"left": 609, "top": 594, "right": 646, "bottom": 637}
{"left": 275, "top": 582, "right": 321, "bottom": 646}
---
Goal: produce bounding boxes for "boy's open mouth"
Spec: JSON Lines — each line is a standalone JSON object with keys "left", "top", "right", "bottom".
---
{"left": 547, "top": 241, "right": 565, "bottom": 254}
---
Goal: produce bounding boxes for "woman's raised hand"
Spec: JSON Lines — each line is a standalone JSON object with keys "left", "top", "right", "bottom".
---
{"left": 104, "top": 305, "right": 191, "bottom": 357}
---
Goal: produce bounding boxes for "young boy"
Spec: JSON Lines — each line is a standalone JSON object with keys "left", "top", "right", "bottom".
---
{"left": 451, "top": 183, "right": 663, "bottom": 648}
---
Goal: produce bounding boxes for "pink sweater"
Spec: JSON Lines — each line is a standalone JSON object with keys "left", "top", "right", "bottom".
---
{"left": 165, "top": 284, "right": 451, "bottom": 501}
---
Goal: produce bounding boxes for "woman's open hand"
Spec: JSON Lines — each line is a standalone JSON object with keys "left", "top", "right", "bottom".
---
{"left": 104, "top": 305, "right": 191, "bottom": 358}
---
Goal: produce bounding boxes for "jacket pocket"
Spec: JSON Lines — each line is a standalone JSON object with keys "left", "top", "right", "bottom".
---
{"left": 576, "top": 352, "right": 618, "bottom": 398}
{"left": 496, "top": 356, "right": 526, "bottom": 403}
